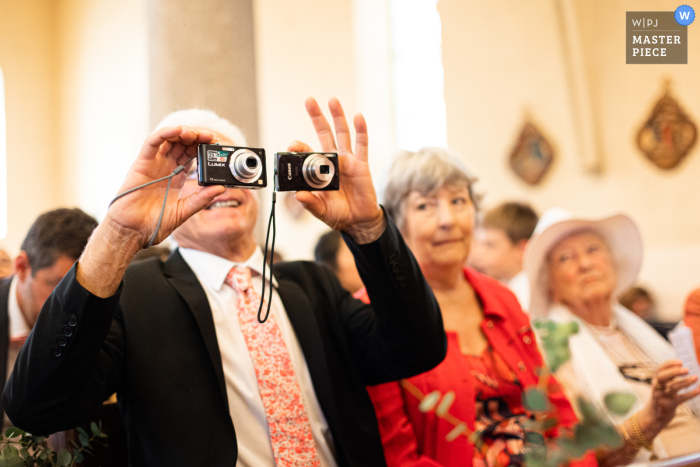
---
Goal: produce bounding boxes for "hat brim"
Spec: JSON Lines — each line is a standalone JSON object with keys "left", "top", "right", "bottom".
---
{"left": 524, "top": 214, "right": 643, "bottom": 318}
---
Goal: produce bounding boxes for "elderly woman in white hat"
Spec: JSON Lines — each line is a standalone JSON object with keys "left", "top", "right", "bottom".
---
{"left": 525, "top": 211, "right": 700, "bottom": 464}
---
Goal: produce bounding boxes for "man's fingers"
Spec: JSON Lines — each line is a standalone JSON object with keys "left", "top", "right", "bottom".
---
{"left": 305, "top": 97, "right": 337, "bottom": 152}
{"left": 294, "top": 191, "right": 325, "bottom": 220}
{"left": 353, "top": 113, "right": 368, "bottom": 161}
{"left": 287, "top": 140, "right": 314, "bottom": 153}
{"left": 328, "top": 97, "right": 353, "bottom": 153}
{"left": 179, "top": 186, "right": 226, "bottom": 221}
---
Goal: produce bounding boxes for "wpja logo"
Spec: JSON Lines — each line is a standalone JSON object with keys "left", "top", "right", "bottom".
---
{"left": 626, "top": 6, "right": 692, "bottom": 64}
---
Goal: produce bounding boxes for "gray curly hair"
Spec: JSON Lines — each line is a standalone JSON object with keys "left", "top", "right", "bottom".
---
{"left": 381, "top": 147, "right": 478, "bottom": 230}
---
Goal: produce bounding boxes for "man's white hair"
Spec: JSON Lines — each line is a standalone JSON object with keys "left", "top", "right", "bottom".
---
{"left": 155, "top": 109, "right": 247, "bottom": 146}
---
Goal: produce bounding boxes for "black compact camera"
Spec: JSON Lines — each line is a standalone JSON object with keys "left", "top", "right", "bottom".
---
{"left": 196, "top": 144, "right": 267, "bottom": 189}
{"left": 274, "top": 152, "right": 339, "bottom": 191}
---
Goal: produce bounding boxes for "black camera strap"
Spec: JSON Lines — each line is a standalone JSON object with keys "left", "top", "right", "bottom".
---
{"left": 109, "top": 159, "right": 192, "bottom": 249}
{"left": 257, "top": 191, "right": 277, "bottom": 323}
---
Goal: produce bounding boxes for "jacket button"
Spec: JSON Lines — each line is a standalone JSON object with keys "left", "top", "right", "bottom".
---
{"left": 523, "top": 336, "right": 532, "bottom": 344}
{"left": 67, "top": 314, "right": 78, "bottom": 327}
{"left": 63, "top": 326, "right": 74, "bottom": 337}
{"left": 518, "top": 362, "right": 526, "bottom": 372}
{"left": 57, "top": 335, "right": 68, "bottom": 347}
{"left": 486, "top": 321, "right": 494, "bottom": 328}
{"left": 388, "top": 253, "right": 397, "bottom": 264}
{"left": 51, "top": 345, "right": 63, "bottom": 357}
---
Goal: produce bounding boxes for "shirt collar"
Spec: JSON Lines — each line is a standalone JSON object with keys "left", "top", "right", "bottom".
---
{"left": 179, "top": 246, "right": 277, "bottom": 292}
{"left": 8, "top": 276, "right": 31, "bottom": 338}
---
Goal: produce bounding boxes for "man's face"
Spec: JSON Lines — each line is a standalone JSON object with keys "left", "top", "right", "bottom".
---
{"left": 16, "top": 253, "right": 76, "bottom": 326}
{"left": 172, "top": 132, "right": 259, "bottom": 253}
{"left": 468, "top": 227, "right": 525, "bottom": 282}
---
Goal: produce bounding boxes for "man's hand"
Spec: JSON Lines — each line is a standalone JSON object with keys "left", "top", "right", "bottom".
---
{"left": 108, "top": 126, "right": 226, "bottom": 247}
{"left": 290, "top": 97, "right": 385, "bottom": 244}
{"left": 77, "top": 126, "right": 226, "bottom": 297}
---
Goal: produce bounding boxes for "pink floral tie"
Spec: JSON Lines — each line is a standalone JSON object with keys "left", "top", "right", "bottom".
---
{"left": 225, "top": 267, "right": 321, "bottom": 467}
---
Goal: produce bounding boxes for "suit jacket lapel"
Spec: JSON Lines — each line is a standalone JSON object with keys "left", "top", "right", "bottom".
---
{"left": 163, "top": 251, "right": 228, "bottom": 409}
{"left": 275, "top": 276, "right": 338, "bottom": 429}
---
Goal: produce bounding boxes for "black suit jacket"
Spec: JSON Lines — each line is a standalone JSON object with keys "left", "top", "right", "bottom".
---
{"left": 0, "top": 278, "right": 10, "bottom": 424}
{"left": 3, "top": 219, "right": 446, "bottom": 466}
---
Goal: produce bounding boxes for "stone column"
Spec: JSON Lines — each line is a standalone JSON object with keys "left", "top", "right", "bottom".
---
{"left": 148, "top": 0, "right": 259, "bottom": 145}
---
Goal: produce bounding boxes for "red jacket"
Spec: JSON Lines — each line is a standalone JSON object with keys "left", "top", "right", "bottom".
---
{"left": 357, "top": 267, "right": 597, "bottom": 467}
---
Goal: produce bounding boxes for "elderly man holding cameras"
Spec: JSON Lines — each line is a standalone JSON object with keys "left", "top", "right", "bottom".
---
{"left": 2, "top": 98, "right": 446, "bottom": 467}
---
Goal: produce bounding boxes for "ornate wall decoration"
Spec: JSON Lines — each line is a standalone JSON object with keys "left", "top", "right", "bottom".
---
{"left": 509, "top": 121, "right": 555, "bottom": 186}
{"left": 637, "top": 85, "right": 697, "bottom": 170}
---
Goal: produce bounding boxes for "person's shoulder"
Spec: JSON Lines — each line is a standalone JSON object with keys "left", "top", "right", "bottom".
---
{"left": 465, "top": 267, "right": 528, "bottom": 322}
{"left": 273, "top": 260, "right": 331, "bottom": 283}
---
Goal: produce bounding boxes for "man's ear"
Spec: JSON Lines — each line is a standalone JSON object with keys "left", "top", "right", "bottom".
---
{"left": 14, "top": 251, "right": 32, "bottom": 282}
{"left": 515, "top": 239, "right": 528, "bottom": 261}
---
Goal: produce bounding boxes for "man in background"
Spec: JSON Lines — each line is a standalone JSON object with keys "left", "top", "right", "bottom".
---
{"left": 0, "top": 208, "right": 97, "bottom": 427}
{"left": 314, "top": 230, "right": 364, "bottom": 294}
{"left": 469, "top": 202, "right": 538, "bottom": 310}
{"left": 0, "top": 249, "right": 12, "bottom": 279}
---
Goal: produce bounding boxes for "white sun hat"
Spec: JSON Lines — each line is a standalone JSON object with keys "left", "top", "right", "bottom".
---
{"left": 523, "top": 208, "right": 643, "bottom": 319}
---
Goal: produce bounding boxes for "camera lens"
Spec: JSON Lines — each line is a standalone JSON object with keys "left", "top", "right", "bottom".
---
{"left": 229, "top": 149, "right": 263, "bottom": 184}
{"left": 302, "top": 155, "right": 336, "bottom": 189}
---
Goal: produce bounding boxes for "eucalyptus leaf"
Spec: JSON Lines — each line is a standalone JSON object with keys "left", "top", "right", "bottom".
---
{"left": 4, "top": 458, "right": 22, "bottom": 467}
{"left": 75, "top": 451, "right": 84, "bottom": 464}
{"left": 79, "top": 433, "right": 90, "bottom": 447}
{"left": 435, "top": 391, "right": 455, "bottom": 417}
{"left": 3, "top": 428, "right": 24, "bottom": 439}
{"left": 604, "top": 392, "right": 637, "bottom": 416}
{"left": 0, "top": 457, "right": 6, "bottom": 467}
{"left": 18, "top": 448, "right": 28, "bottom": 459}
{"left": 90, "top": 421, "right": 100, "bottom": 437}
{"left": 32, "top": 436, "right": 45, "bottom": 445}
{"left": 76, "top": 427, "right": 88, "bottom": 438}
{"left": 418, "top": 391, "right": 441, "bottom": 413}
{"left": 523, "top": 388, "right": 550, "bottom": 412}
{"left": 56, "top": 448, "right": 71, "bottom": 467}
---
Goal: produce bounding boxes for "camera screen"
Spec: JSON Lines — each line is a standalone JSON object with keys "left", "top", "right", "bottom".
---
{"left": 320, "top": 165, "right": 330, "bottom": 174}
{"left": 246, "top": 157, "right": 258, "bottom": 168}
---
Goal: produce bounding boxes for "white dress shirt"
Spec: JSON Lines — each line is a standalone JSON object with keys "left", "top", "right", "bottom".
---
{"left": 5, "top": 276, "right": 31, "bottom": 430}
{"left": 179, "top": 247, "right": 337, "bottom": 467}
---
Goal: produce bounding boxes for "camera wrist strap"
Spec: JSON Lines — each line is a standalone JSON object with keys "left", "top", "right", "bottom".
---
{"left": 257, "top": 191, "right": 277, "bottom": 323}
{"left": 109, "top": 160, "right": 193, "bottom": 249}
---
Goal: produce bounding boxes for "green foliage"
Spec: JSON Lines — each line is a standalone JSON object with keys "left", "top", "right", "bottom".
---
{"left": 523, "top": 388, "right": 551, "bottom": 412}
{"left": 604, "top": 392, "right": 637, "bottom": 415}
{"left": 533, "top": 320, "right": 579, "bottom": 372}
{"left": 0, "top": 422, "right": 107, "bottom": 467}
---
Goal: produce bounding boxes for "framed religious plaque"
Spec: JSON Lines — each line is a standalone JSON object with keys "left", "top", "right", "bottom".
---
{"left": 509, "top": 121, "right": 555, "bottom": 186}
{"left": 637, "top": 83, "right": 697, "bottom": 170}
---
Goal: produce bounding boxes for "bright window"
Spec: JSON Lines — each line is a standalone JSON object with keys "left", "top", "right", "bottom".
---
{"left": 0, "top": 67, "right": 6, "bottom": 239}
{"left": 390, "top": 0, "right": 447, "bottom": 151}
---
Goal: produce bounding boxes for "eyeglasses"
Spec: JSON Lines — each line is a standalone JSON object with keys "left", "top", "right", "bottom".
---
{"left": 618, "top": 363, "right": 655, "bottom": 385}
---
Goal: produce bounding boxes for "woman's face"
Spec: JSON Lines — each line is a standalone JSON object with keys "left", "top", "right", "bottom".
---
{"left": 547, "top": 231, "right": 618, "bottom": 309}
{"left": 401, "top": 185, "right": 475, "bottom": 269}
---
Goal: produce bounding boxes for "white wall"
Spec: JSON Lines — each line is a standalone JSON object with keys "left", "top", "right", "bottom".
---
{"left": 0, "top": 0, "right": 60, "bottom": 256}
{"left": 439, "top": 0, "right": 700, "bottom": 319}
{"left": 56, "top": 0, "right": 150, "bottom": 220}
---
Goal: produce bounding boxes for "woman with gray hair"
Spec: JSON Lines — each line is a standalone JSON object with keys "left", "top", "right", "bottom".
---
{"left": 359, "top": 148, "right": 595, "bottom": 467}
